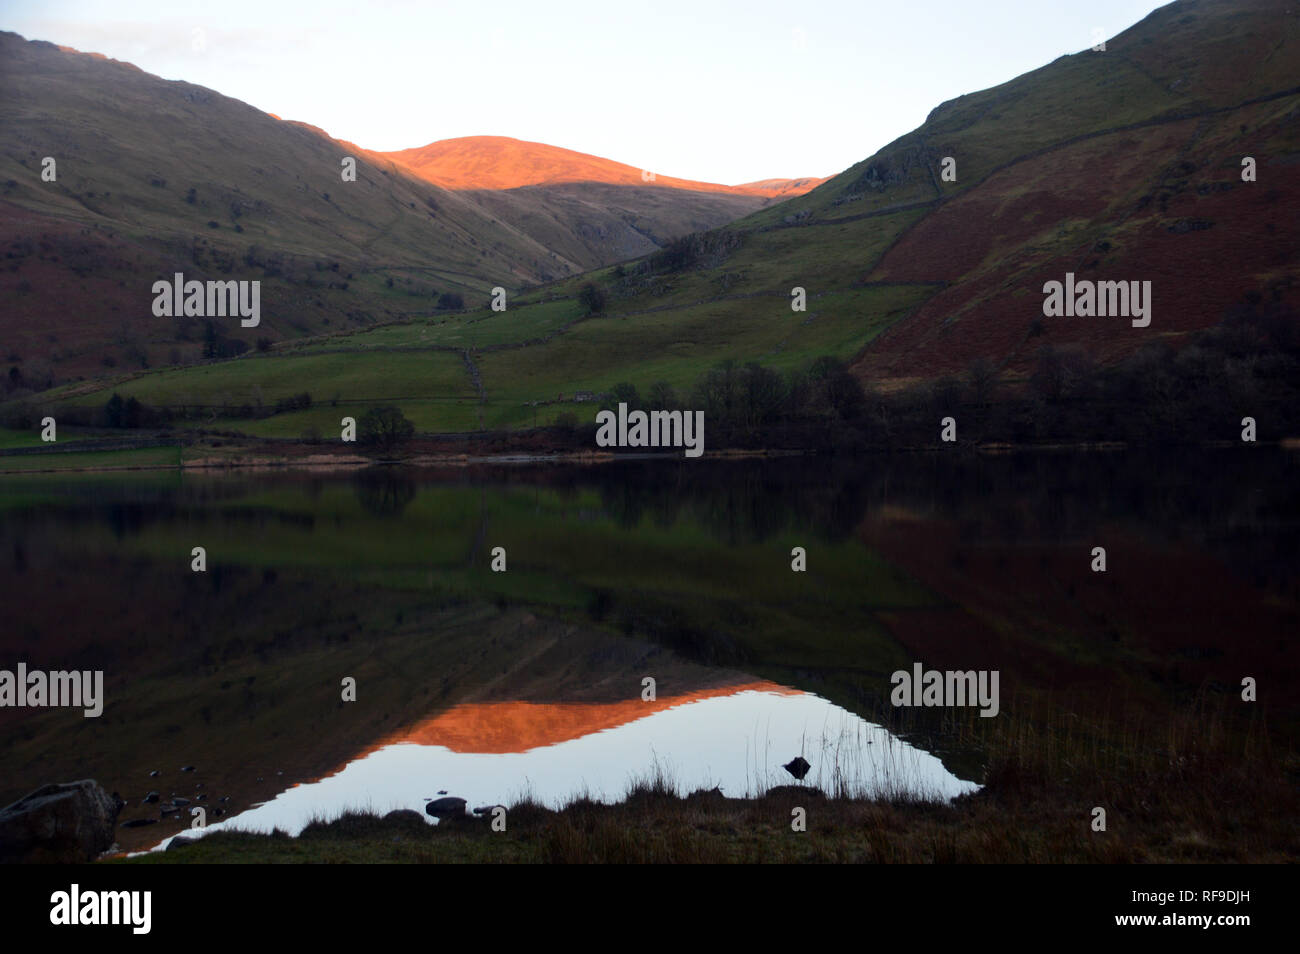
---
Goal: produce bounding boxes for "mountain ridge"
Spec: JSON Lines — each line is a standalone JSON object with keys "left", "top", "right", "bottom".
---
{"left": 377, "top": 134, "right": 826, "bottom": 196}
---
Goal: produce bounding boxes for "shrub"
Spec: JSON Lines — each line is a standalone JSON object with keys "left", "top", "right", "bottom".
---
{"left": 578, "top": 282, "right": 606, "bottom": 315}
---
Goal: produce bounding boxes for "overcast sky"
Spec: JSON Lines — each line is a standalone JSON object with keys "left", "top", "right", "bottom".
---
{"left": 3, "top": 0, "right": 1168, "bottom": 184}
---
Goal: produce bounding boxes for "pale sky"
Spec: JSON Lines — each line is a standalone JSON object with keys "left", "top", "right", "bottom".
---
{"left": 2, "top": 0, "right": 1168, "bottom": 184}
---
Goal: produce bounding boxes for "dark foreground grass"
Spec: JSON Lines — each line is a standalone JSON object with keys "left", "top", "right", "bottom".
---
{"left": 118, "top": 692, "right": 1298, "bottom": 864}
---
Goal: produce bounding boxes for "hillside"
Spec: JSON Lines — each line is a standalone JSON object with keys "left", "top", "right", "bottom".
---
{"left": 378, "top": 136, "right": 823, "bottom": 269}
{"left": 7, "top": 0, "right": 1300, "bottom": 445}
{"left": 0, "top": 36, "right": 806, "bottom": 385}
{"left": 379, "top": 135, "right": 822, "bottom": 195}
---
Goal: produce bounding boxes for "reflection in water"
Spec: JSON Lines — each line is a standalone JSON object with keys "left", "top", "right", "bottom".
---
{"left": 2, "top": 448, "right": 1294, "bottom": 854}
{"left": 352, "top": 469, "right": 417, "bottom": 517}
{"left": 366, "top": 681, "right": 796, "bottom": 752}
{"left": 150, "top": 686, "right": 979, "bottom": 850}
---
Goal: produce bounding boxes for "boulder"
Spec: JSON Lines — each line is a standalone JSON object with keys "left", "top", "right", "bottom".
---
{"left": 0, "top": 780, "right": 123, "bottom": 863}
{"left": 424, "top": 796, "right": 467, "bottom": 819}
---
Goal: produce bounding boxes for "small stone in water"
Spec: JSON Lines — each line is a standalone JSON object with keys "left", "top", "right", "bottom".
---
{"left": 425, "top": 797, "right": 467, "bottom": 819}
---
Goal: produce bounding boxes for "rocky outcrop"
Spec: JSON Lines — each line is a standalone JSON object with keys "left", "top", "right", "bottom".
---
{"left": 0, "top": 780, "right": 123, "bottom": 863}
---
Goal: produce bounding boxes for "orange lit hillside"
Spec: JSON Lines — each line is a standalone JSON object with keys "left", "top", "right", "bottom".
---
{"left": 377, "top": 135, "right": 826, "bottom": 196}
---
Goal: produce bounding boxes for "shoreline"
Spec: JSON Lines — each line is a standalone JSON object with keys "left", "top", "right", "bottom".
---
{"left": 0, "top": 439, "right": 1294, "bottom": 477}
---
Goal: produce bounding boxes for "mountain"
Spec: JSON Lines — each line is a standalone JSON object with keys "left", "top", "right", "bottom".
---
{"left": 0, "top": 32, "right": 570, "bottom": 380}
{"left": 10, "top": 0, "right": 1300, "bottom": 442}
{"left": 377, "top": 136, "right": 823, "bottom": 270}
{"left": 800, "top": 0, "right": 1300, "bottom": 388}
{"left": 379, "top": 135, "right": 821, "bottom": 195}
{"left": 0, "top": 34, "right": 811, "bottom": 383}
{"left": 734, "top": 178, "right": 830, "bottom": 199}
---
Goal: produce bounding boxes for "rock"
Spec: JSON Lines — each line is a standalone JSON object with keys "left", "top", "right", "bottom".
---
{"left": 782, "top": 756, "right": 811, "bottom": 780}
{"left": 121, "top": 818, "right": 158, "bottom": 829}
{"left": 143, "top": 792, "right": 160, "bottom": 804}
{"left": 171, "top": 797, "right": 191, "bottom": 807}
{"left": 424, "top": 797, "right": 467, "bottom": 819}
{"left": 180, "top": 766, "right": 195, "bottom": 773}
{"left": 382, "top": 809, "right": 425, "bottom": 825}
{"left": 0, "top": 780, "right": 124, "bottom": 863}
{"left": 149, "top": 770, "right": 160, "bottom": 778}
{"left": 167, "top": 835, "right": 195, "bottom": 851}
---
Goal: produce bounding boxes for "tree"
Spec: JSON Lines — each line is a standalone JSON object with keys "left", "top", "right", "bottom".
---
{"left": 647, "top": 380, "right": 677, "bottom": 409}
{"left": 805, "top": 356, "right": 865, "bottom": 420}
{"left": 553, "top": 411, "right": 578, "bottom": 436}
{"left": 737, "top": 362, "right": 785, "bottom": 431}
{"left": 966, "top": 357, "right": 998, "bottom": 407}
{"left": 578, "top": 282, "right": 606, "bottom": 315}
{"left": 358, "top": 405, "right": 415, "bottom": 456}
{"left": 124, "top": 396, "right": 143, "bottom": 428}
{"left": 104, "top": 393, "right": 125, "bottom": 428}
{"left": 691, "top": 360, "right": 740, "bottom": 426}
{"left": 601, "top": 382, "right": 639, "bottom": 412}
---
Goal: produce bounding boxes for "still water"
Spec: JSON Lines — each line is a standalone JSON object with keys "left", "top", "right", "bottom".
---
{"left": 1, "top": 449, "right": 1295, "bottom": 852}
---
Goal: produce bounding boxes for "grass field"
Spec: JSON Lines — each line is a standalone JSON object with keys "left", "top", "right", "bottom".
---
{"left": 0, "top": 445, "right": 181, "bottom": 473}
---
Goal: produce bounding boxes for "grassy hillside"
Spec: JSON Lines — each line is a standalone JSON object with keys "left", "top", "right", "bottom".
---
{"left": 0, "top": 34, "right": 586, "bottom": 374}
{"left": 0, "top": 34, "right": 799, "bottom": 389}
{"left": 6, "top": 0, "right": 1299, "bottom": 442}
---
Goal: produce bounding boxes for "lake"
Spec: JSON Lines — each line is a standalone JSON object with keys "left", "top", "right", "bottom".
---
{"left": 1, "top": 448, "right": 1295, "bottom": 852}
